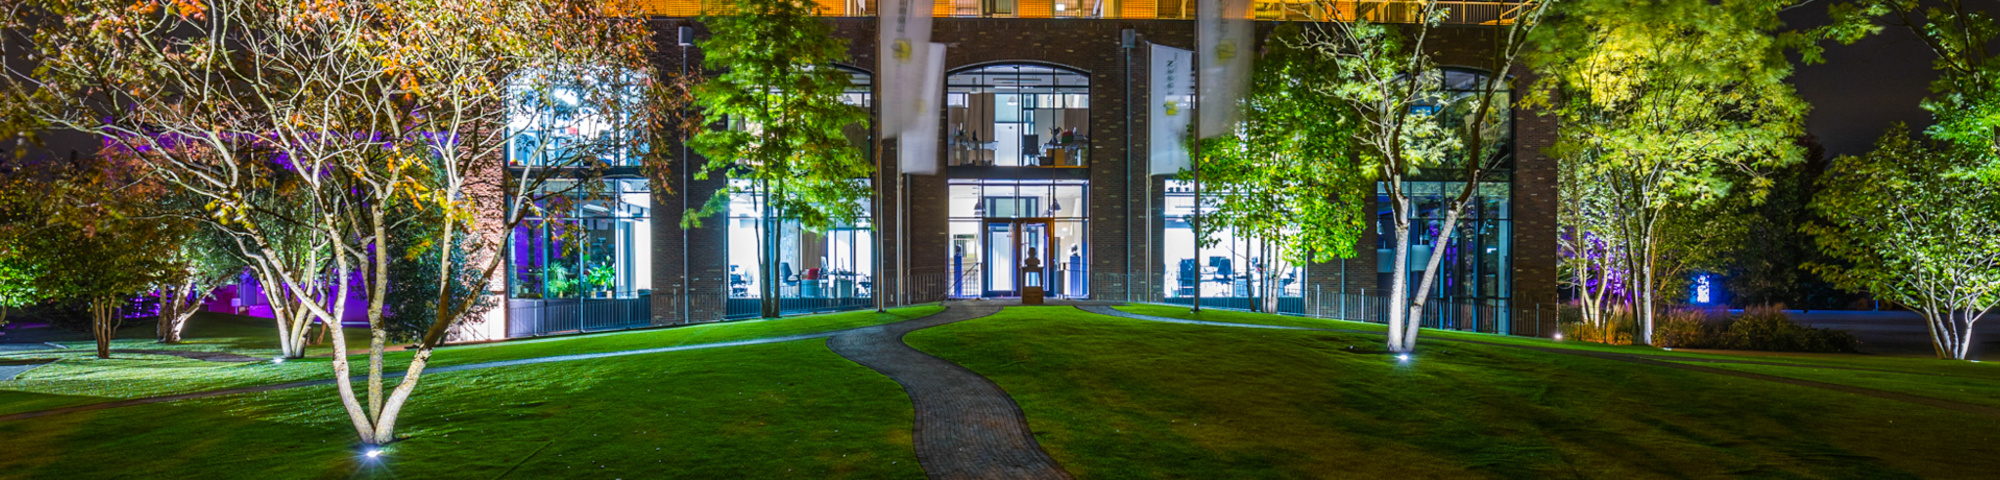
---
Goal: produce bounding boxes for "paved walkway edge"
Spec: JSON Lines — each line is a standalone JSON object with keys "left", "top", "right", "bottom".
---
{"left": 828, "top": 304, "right": 1073, "bottom": 480}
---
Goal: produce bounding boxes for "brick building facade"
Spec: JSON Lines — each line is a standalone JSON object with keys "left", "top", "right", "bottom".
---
{"left": 522, "top": 16, "right": 1558, "bottom": 337}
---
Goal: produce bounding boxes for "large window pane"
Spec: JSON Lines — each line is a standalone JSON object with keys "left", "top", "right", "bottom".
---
{"left": 947, "top": 64, "right": 1090, "bottom": 168}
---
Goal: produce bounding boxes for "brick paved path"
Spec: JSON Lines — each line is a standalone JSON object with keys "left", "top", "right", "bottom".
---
{"left": 828, "top": 304, "right": 1073, "bottom": 480}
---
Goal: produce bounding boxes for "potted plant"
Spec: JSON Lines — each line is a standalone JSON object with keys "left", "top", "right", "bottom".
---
{"left": 584, "top": 264, "right": 615, "bottom": 298}
{"left": 544, "top": 266, "right": 579, "bottom": 299}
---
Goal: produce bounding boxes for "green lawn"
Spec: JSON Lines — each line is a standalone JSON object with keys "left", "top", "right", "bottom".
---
{"left": 909, "top": 306, "right": 2000, "bottom": 479}
{"left": 7, "top": 303, "right": 1995, "bottom": 479}
{"left": 0, "top": 306, "right": 941, "bottom": 416}
{"left": 1114, "top": 304, "right": 2000, "bottom": 406}
{"left": 0, "top": 339, "right": 924, "bottom": 479}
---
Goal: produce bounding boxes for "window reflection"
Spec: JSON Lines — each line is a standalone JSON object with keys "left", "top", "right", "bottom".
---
{"left": 506, "top": 70, "right": 648, "bottom": 167}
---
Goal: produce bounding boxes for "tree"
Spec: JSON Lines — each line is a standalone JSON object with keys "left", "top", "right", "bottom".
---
{"left": 311, "top": 0, "right": 659, "bottom": 446}
{"left": 1557, "top": 158, "right": 1627, "bottom": 330}
{"left": 688, "top": 0, "right": 871, "bottom": 318}
{"left": 5, "top": 0, "right": 386, "bottom": 359}
{"left": 0, "top": 155, "right": 186, "bottom": 358}
{"left": 1715, "top": 137, "right": 1861, "bottom": 309}
{"left": 5, "top": 0, "right": 658, "bottom": 445}
{"left": 1528, "top": 0, "right": 1812, "bottom": 344}
{"left": 156, "top": 222, "right": 246, "bottom": 343}
{"left": 1826, "top": 0, "right": 2000, "bottom": 177}
{"left": 1195, "top": 24, "right": 1371, "bottom": 314}
{"left": 1807, "top": 125, "right": 2000, "bottom": 360}
{"left": 1306, "top": 0, "right": 1552, "bottom": 353}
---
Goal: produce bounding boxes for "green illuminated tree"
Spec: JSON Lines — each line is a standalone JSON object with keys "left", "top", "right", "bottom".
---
{"left": 1306, "top": 0, "right": 1552, "bottom": 352}
{"left": 1528, "top": 0, "right": 1812, "bottom": 344}
{"left": 1196, "top": 24, "right": 1370, "bottom": 314}
{"left": 689, "top": 0, "right": 871, "bottom": 318}
{"left": 0, "top": 155, "right": 187, "bottom": 359}
{"left": 1807, "top": 125, "right": 2000, "bottom": 360}
{"left": 1825, "top": 0, "right": 2000, "bottom": 178}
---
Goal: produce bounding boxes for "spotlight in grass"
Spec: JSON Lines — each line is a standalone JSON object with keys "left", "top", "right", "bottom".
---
{"left": 1553, "top": 333, "right": 1564, "bottom": 341}
{"left": 1396, "top": 353, "right": 1410, "bottom": 363}
{"left": 271, "top": 357, "right": 285, "bottom": 364}
{"left": 364, "top": 449, "right": 384, "bottom": 459}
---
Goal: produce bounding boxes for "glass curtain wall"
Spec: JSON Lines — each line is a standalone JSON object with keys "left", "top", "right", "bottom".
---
{"left": 1161, "top": 180, "right": 1305, "bottom": 312}
{"left": 506, "top": 70, "right": 647, "bottom": 168}
{"left": 721, "top": 68, "right": 874, "bottom": 318}
{"left": 724, "top": 180, "right": 875, "bottom": 317}
{"left": 509, "top": 180, "right": 653, "bottom": 299}
{"left": 946, "top": 179, "right": 1089, "bottom": 298}
{"left": 946, "top": 64, "right": 1090, "bottom": 168}
{"left": 1367, "top": 67, "right": 1513, "bottom": 332}
{"left": 502, "top": 68, "right": 654, "bottom": 338}
{"left": 1376, "top": 181, "right": 1511, "bottom": 333}
{"left": 646, "top": 0, "right": 1528, "bottom": 24}
{"left": 507, "top": 179, "right": 654, "bottom": 336}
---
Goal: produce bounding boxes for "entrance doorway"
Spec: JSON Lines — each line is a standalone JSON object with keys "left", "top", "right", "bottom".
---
{"left": 948, "top": 179, "right": 1088, "bottom": 299}
{"left": 982, "top": 218, "right": 1054, "bottom": 297}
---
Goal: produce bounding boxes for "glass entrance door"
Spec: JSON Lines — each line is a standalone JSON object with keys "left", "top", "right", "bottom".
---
{"left": 1017, "top": 220, "right": 1050, "bottom": 293}
{"left": 981, "top": 218, "right": 1054, "bottom": 297}
{"left": 983, "top": 221, "right": 1015, "bottom": 296}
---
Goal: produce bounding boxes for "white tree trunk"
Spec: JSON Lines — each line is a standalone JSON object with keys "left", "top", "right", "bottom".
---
{"left": 1405, "top": 206, "right": 1465, "bottom": 349}
{"left": 1386, "top": 206, "right": 1413, "bottom": 353}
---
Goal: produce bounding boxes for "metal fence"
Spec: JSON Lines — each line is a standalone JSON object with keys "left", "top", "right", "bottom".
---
{"left": 723, "top": 296, "right": 878, "bottom": 319}
{"left": 507, "top": 295, "right": 652, "bottom": 338}
{"left": 1085, "top": 272, "right": 1561, "bottom": 337}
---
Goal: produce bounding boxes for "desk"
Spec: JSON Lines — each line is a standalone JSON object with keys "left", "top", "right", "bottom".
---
{"left": 1043, "top": 141, "right": 1086, "bottom": 166}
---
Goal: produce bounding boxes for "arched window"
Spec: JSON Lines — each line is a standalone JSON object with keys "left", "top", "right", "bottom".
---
{"left": 946, "top": 63, "right": 1090, "bottom": 168}
{"left": 837, "top": 65, "right": 872, "bottom": 107}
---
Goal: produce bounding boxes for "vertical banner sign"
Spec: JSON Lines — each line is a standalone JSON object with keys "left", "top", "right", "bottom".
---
{"left": 1198, "top": 0, "right": 1252, "bottom": 138}
{"left": 899, "top": 43, "right": 947, "bottom": 175}
{"left": 1149, "top": 45, "right": 1194, "bottom": 176}
{"left": 878, "top": 0, "right": 933, "bottom": 135}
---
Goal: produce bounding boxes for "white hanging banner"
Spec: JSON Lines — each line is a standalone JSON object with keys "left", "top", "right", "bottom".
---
{"left": 899, "top": 43, "right": 947, "bottom": 175}
{"left": 1149, "top": 44, "right": 1194, "bottom": 176}
{"left": 877, "top": 0, "right": 934, "bottom": 136}
{"left": 1197, "top": 0, "right": 1252, "bottom": 138}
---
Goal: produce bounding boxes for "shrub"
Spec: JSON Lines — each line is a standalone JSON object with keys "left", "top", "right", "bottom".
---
{"left": 1647, "top": 304, "right": 1861, "bottom": 353}
{"left": 1723, "top": 305, "right": 1860, "bottom": 353}
{"left": 1654, "top": 308, "right": 1724, "bottom": 348}
{"left": 1561, "top": 306, "right": 1637, "bottom": 345}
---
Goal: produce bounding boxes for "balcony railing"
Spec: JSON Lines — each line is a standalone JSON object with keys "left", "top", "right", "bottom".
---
{"left": 641, "top": 0, "right": 1529, "bottom": 25}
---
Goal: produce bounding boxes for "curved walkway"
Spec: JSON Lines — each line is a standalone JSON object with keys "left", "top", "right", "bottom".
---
{"left": 1082, "top": 305, "right": 2000, "bottom": 418}
{"left": 828, "top": 304, "right": 1073, "bottom": 480}
{"left": 0, "top": 304, "right": 1079, "bottom": 479}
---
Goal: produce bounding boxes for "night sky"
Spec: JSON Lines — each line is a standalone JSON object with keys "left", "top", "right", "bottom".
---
{"left": 1782, "top": 6, "right": 1942, "bottom": 158}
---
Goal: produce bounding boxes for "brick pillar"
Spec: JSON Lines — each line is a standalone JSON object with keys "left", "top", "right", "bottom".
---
{"left": 1509, "top": 66, "right": 1561, "bottom": 336}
